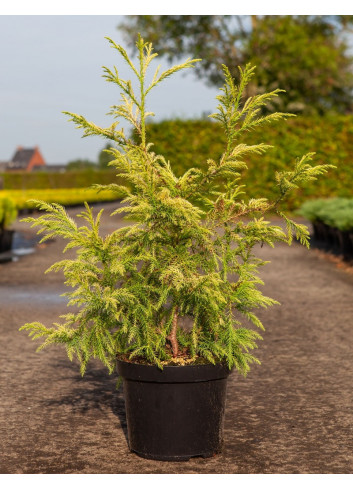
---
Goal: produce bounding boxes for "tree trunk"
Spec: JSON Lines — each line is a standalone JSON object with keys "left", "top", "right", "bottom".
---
{"left": 168, "top": 306, "right": 179, "bottom": 357}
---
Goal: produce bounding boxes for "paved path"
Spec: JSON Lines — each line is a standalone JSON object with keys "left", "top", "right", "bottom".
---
{"left": 1, "top": 203, "right": 352, "bottom": 474}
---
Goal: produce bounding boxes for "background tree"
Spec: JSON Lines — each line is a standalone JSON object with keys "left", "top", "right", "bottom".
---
{"left": 119, "top": 15, "right": 353, "bottom": 114}
{"left": 66, "top": 159, "right": 96, "bottom": 170}
{"left": 98, "top": 144, "right": 116, "bottom": 169}
{"left": 66, "top": 147, "right": 116, "bottom": 171}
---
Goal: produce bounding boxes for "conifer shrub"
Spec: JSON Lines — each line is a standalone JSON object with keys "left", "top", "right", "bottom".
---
{"left": 20, "top": 36, "right": 333, "bottom": 376}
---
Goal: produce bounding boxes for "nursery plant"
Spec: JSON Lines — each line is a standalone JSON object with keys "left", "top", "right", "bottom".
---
{"left": 20, "top": 35, "right": 333, "bottom": 460}
{"left": 298, "top": 197, "right": 353, "bottom": 259}
{"left": 0, "top": 196, "right": 17, "bottom": 232}
{"left": 299, "top": 197, "right": 353, "bottom": 232}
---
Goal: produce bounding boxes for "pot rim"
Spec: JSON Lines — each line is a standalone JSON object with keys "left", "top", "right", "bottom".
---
{"left": 116, "top": 358, "right": 232, "bottom": 383}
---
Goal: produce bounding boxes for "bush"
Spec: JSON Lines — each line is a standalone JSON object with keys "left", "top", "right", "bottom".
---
{"left": 298, "top": 198, "right": 353, "bottom": 231}
{"left": 0, "top": 196, "right": 17, "bottom": 231}
{"left": 137, "top": 114, "right": 353, "bottom": 210}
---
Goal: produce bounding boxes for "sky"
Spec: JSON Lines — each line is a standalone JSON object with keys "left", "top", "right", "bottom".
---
{"left": 0, "top": 15, "right": 220, "bottom": 165}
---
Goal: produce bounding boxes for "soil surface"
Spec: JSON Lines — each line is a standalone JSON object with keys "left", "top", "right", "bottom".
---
{"left": 1, "top": 202, "right": 353, "bottom": 474}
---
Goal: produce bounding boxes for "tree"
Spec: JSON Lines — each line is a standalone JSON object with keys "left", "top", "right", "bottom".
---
{"left": 119, "top": 15, "right": 353, "bottom": 114}
{"left": 66, "top": 158, "right": 96, "bottom": 170}
{"left": 98, "top": 144, "right": 116, "bottom": 169}
{"left": 20, "top": 36, "right": 332, "bottom": 374}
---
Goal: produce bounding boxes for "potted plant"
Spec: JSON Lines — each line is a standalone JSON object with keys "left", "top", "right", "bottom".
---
{"left": 0, "top": 196, "right": 17, "bottom": 253}
{"left": 299, "top": 198, "right": 353, "bottom": 260}
{"left": 20, "top": 35, "right": 333, "bottom": 461}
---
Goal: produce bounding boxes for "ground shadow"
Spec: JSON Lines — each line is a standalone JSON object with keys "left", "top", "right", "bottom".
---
{"left": 41, "top": 358, "right": 128, "bottom": 442}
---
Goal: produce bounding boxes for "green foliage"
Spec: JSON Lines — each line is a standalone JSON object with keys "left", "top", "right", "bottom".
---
{"left": 135, "top": 113, "right": 353, "bottom": 210}
{"left": 66, "top": 159, "right": 97, "bottom": 170}
{"left": 246, "top": 16, "right": 353, "bottom": 114}
{"left": 98, "top": 144, "right": 116, "bottom": 169}
{"left": 0, "top": 196, "right": 17, "bottom": 231}
{"left": 133, "top": 119, "right": 226, "bottom": 177}
{"left": 298, "top": 198, "right": 353, "bottom": 231}
{"left": 20, "top": 36, "right": 332, "bottom": 376}
{"left": 0, "top": 169, "right": 118, "bottom": 190}
{"left": 120, "top": 15, "right": 353, "bottom": 114}
{"left": 0, "top": 188, "right": 122, "bottom": 210}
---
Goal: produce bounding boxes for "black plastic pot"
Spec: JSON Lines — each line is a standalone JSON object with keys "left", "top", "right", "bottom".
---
{"left": 349, "top": 232, "right": 353, "bottom": 257}
{"left": 312, "top": 221, "right": 325, "bottom": 244}
{"left": 0, "top": 229, "right": 14, "bottom": 253}
{"left": 336, "top": 229, "right": 353, "bottom": 261}
{"left": 116, "top": 359, "right": 232, "bottom": 461}
{"left": 329, "top": 227, "right": 342, "bottom": 254}
{"left": 312, "top": 221, "right": 330, "bottom": 249}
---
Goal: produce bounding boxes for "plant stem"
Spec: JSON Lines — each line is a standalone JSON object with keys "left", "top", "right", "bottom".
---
{"left": 168, "top": 306, "right": 179, "bottom": 357}
{"left": 139, "top": 42, "right": 146, "bottom": 149}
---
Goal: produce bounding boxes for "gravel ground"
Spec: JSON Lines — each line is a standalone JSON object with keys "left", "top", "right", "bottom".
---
{"left": 0, "top": 202, "right": 352, "bottom": 474}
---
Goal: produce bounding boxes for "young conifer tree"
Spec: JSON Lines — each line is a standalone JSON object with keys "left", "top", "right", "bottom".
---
{"left": 20, "top": 35, "right": 333, "bottom": 375}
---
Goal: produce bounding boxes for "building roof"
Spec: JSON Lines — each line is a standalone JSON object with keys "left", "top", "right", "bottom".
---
{"left": 10, "top": 148, "right": 36, "bottom": 169}
{"left": 6, "top": 146, "right": 46, "bottom": 171}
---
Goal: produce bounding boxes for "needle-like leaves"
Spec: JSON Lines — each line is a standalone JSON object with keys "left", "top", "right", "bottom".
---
{"left": 20, "top": 36, "right": 333, "bottom": 376}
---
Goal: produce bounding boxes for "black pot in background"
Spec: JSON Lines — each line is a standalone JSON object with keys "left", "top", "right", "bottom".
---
{"left": 116, "top": 359, "right": 232, "bottom": 461}
{"left": 349, "top": 233, "right": 353, "bottom": 258}
{"left": 0, "top": 229, "right": 14, "bottom": 253}
{"left": 326, "top": 225, "right": 340, "bottom": 254}
{"left": 336, "top": 229, "right": 353, "bottom": 261}
{"left": 312, "top": 221, "right": 324, "bottom": 244}
{"left": 312, "top": 221, "right": 330, "bottom": 249}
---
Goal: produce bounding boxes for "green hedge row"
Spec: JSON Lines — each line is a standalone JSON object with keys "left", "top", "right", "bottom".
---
{"left": 298, "top": 198, "right": 353, "bottom": 231}
{"left": 0, "top": 169, "right": 117, "bottom": 190}
{"left": 0, "top": 188, "right": 121, "bottom": 211}
{"left": 138, "top": 115, "right": 353, "bottom": 210}
{"left": 3, "top": 115, "right": 352, "bottom": 212}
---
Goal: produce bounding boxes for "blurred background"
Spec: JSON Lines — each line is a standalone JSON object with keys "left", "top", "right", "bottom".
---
{"left": 1, "top": 15, "right": 353, "bottom": 222}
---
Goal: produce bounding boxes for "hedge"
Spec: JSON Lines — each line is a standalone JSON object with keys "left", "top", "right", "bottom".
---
{"left": 0, "top": 169, "right": 117, "bottom": 190}
{"left": 0, "top": 188, "right": 122, "bottom": 211}
{"left": 3, "top": 114, "right": 352, "bottom": 212}
{"left": 137, "top": 114, "right": 353, "bottom": 210}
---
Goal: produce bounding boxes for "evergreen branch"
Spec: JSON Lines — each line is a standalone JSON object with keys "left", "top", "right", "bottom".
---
{"left": 272, "top": 153, "right": 336, "bottom": 207}
{"left": 278, "top": 212, "right": 311, "bottom": 248}
{"left": 146, "top": 58, "right": 201, "bottom": 94}
{"left": 62, "top": 112, "right": 127, "bottom": 144}
{"left": 105, "top": 36, "right": 140, "bottom": 77}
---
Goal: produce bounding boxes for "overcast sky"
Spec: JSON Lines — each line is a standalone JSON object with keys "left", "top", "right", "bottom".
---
{"left": 0, "top": 15, "right": 219, "bottom": 165}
